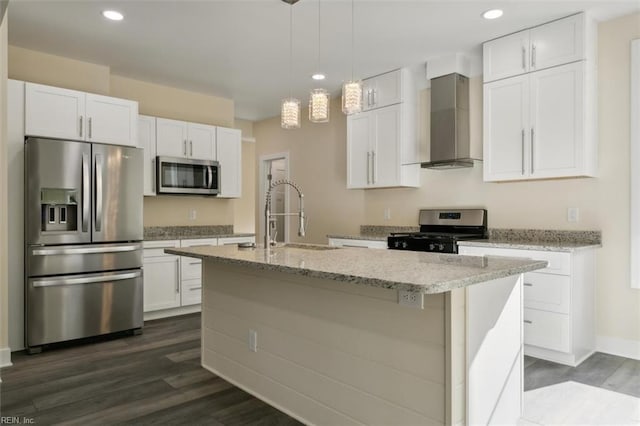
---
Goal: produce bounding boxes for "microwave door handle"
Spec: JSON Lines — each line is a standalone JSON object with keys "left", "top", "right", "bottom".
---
{"left": 95, "top": 154, "right": 103, "bottom": 232}
{"left": 82, "top": 153, "right": 89, "bottom": 232}
{"left": 207, "top": 166, "right": 213, "bottom": 189}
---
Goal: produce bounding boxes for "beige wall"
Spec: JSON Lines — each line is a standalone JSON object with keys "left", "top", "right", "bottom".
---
{"left": 255, "top": 13, "right": 640, "bottom": 346}
{"left": 8, "top": 46, "right": 250, "bottom": 229}
{"left": 254, "top": 98, "right": 366, "bottom": 243}
{"left": 0, "top": 11, "right": 9, "bottom": 357}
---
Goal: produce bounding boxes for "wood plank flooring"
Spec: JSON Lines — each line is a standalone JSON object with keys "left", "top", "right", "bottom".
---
{"left": 0, "top": 314, "right": 302, "bottom": 425}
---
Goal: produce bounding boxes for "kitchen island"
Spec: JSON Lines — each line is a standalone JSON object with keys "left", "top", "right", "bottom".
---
{"left": 167, "top": 243, "right": 547, "bottom": 425}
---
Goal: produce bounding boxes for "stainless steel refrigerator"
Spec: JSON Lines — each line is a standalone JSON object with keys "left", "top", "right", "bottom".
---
{"left": 25, "top": 137, "right": 144, "bottom": 353}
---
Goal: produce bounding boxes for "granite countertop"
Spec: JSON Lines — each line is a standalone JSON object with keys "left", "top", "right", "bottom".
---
{"left": 457, "top": 229, "right": 602, "bottom": 252}
{"left": 144, "top": 225, "right": 255, "bottom": 241}
{"left": 166, "top": 243, "right": 547, "bottom": 295}
{"left": 327, "top": 225, "right": 419, "bottom": 242}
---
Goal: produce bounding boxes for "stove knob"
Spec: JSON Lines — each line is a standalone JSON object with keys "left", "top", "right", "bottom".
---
{"left": 429, "top": 243, "right": 435, "bottom": 251}
{"left": 438, "top": 244, "right": 445, "bottom": 251}
{"left": 402, "top": 241, "right": 408, "bottom": 249}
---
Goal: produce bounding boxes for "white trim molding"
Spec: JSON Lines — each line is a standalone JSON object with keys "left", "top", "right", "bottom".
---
{"left": 597, "top": 335, "right": 640, "bottom": 361}
{"left": 631, "top": 39, "right": 640, "bottom": 289}
{"left": 0, "top": 347, "right": 12, "bottom": 369}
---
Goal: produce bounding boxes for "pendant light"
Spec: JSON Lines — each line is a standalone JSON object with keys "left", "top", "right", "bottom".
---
{"left": 309, "top": 0, "right": 330, "bottom": 123}
{"left": 281, "top": 0, "right": 301, "bottom": 129}
{"left": 341, "top": 0, "right": 362, "bottom": 115}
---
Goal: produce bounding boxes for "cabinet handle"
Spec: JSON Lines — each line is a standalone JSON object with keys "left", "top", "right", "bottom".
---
{"left": 522, "top": 46, "right": 526, "bottom": 70}
{"left": 79, "top": 116, "right": 83, "bottom": 138}
{"left": 183, "top": 140, "right": 187, "bottom": 156}
{"left": 372, "top": 151, "right": 376, "bottom": 184}
{"left": 524, "top": 283, "right": 533, "bottom": 287}
{"left": 366, "top": 152, "right": 371, "bottom": 184}
{"left": 524, "top": 320, "right": 533, "bottom": 324}
{"left": 88, "top": 117, "right": 92, "bottom": 139}
{"left": 531, "top": 44, "right": 537, "bottom": 68}
{"left": 372, "top": 89, "right": 377, "bottom": 106}
{"left": 531, "top": 128, "right": 535, "bottom": 174}
{"left": 521, "top": 129, "right": 525, "bottom": 175}
{"left": 190, "top": 140, "right": 193, "bottom": 157}
{"left": 189, "top": 286, "right": 202, "bottom": 291}
{"left": 366, "top": 89, "right": 371, "bottom": 107}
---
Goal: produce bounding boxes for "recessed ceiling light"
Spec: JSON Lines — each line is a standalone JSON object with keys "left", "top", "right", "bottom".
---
{"left": 482, "top": 9, "right": 504, "bottom": 20}
{"left": 102, "top": 10, "right": 124, "bottom": 21}
{"left": 312, "top": 73, "right": 326, "bottom": 81}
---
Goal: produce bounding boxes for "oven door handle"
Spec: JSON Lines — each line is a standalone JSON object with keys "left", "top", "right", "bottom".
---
{"left": 32, "top": 271, "right": 142, "bottom": 288}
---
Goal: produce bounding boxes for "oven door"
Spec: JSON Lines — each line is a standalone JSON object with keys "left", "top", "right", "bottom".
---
{"left": 156, "top": 156, "right": 219, "bottom": 195}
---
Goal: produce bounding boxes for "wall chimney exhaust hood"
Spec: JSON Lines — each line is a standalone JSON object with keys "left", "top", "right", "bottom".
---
{"left": 421, "top": 72, "right": 475, "bottom": 169}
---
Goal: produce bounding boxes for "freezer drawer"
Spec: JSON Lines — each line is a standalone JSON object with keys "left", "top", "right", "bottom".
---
{"left": 27, "top": 242, "right": 143, "bottom": 277}
{"left": 27, "top": 269, "right": 143, "bottom": 348}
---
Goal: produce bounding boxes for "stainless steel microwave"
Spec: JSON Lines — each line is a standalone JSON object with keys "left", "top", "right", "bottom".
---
{"left": 156, "top": 156, "right": 219, "bottom": 195}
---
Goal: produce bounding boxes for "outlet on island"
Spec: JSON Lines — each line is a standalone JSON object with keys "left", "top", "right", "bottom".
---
{"left": 398, "top": 290, "right": 424, "bottom": 309}
{"left": 248, "top": 329, "right": 258, "bottom": 352}
{"left": 188, "top": 209, "right": 197, "bottom": 221}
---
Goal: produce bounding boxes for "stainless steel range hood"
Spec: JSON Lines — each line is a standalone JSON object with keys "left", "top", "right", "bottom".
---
{"left": 421, "top": 73, "right": 474, "bottom": 169}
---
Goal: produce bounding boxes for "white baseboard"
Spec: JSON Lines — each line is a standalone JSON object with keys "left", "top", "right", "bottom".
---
{"left": 597, "top": 335, "right": 640, "bottom": 360}
{"left": 143, "top": 304, "right": 201, "bottom": 322}
{"left": 0, "top": 347, "right": 13, "bottom": 369}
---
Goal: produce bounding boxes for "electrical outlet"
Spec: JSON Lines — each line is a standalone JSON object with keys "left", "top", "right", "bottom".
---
{"left": 398, "top": 290, "right": 424, "bottom": 309}
{"left": 384, "top": 208, "right": 391, "bottom": 221}
{"left": 189, "top": 209, "right": 197, "bottom": 221}
{"left": 248, "top": 329, "right": 258, "bottom": 352}
{"left": 567, "top": 207, "right": 579, "bottom": 223}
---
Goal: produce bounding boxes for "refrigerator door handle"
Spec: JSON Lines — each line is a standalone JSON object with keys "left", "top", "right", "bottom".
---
{"left": 32, "top": 271, "right": 142, "bottom": 288}
{"left": 32, "top": 244, "right": 141, "bottom": 256}
{"left": 95, "top": 154, "right": 103, "bottom": 232}
{"left": 82, "top": 153, "right": 89, "bottom": 232}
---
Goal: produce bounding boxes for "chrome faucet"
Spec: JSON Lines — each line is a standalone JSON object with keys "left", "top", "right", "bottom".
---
{"left": 264, "top": 179, "right": 305, "bottom": 248}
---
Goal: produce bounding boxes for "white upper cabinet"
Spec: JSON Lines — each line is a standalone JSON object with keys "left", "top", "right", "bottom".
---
{"left": 347, "top": 68, "right": 419, "bottom": 189}
{"left": 216, "top": 127, "right": 242, "bottom": 198}
{"left": 25, "top": 82, "right": 138, "bottom": 146}
{"left": 156, "top": 118, "right": 216, "bottom": 160}
{"left": 483, "top": 14, "right": 588, "bottom": 83}
{"left": 138, "top": 115, "right": 157, "bottom": 196}
{"left": 483, "top": 13, "right": 596, "bottom": 182}
{"left": 362, "top": 69, "right": 404, "bottom": 111}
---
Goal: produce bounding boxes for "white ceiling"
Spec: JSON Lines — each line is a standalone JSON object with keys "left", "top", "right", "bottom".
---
{"left": 8, "top": 0, "right": 639, "bottom": 121}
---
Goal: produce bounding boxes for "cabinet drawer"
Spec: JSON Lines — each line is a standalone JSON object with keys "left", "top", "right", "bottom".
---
{"left": 181, "top": 279, "right": 202, "bottom": 306}
{"left": 458, "top": 246, "right": 570, "bottom": 275}
{"left": 181, "top": 257, "right": 202, "bottom": 281}
{"left": 180, "top": 238, "right": 218, "bottom": 248}
{"left": 524, "top": 308, "right": 570, "bottom": 353}
{"left": 523, "top": 272, "right": 570, "bottom": 314}
{"left": 143, "top": 240, "right": 180, "bottom": 258}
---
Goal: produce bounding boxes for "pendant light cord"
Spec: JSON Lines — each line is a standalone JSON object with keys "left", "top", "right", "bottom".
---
{"left": 351, "top": 0, "right": 354, "bottom": 80}
{"left": 317, "top": 0, "right": 321, "bottom": 73}
{"left": 289, "top": 3, "right": 293, "bottom": 98}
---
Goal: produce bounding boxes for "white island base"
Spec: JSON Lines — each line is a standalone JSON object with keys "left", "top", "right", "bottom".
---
{"left": 200, "top": 262, "right": 524, "bottom": 426}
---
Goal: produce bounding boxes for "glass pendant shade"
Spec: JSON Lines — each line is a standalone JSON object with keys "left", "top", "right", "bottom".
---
{"left": 309, "top": 88, "right": 330, "bottom": 123}
{"left": 341, "top": 80, "right": 363, "bottom": 115}
{"left": 281, "top": 97, "right": 301, "bottom": 129}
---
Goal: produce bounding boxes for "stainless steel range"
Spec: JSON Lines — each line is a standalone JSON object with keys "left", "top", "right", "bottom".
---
{"left": 25, "top": 137, "right": 144, "bottom": 353}
{"left": 387, "top": 209, "right": 487, "bottom": 253}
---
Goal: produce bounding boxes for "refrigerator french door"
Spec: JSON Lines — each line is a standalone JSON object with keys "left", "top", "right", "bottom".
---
{"left": 25, "top": 137, "right": 144, "bottom": 352}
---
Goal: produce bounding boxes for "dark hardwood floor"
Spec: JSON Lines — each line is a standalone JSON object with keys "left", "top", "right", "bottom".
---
{"left": 0, "top": 314, "right": 302, "bottom": 425}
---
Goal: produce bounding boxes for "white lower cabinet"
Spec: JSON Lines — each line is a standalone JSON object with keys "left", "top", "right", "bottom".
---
{"left": 179, "top": 238, "right": 218, "bottom": 306}
{"left": 458, "top": 244, "right": 596, "bottom": 366}
{"left": 143, "top": 240, "right": 181, "bottom": 312}
{"left": 327, "top": 237, "right": 388, "bottom": 249}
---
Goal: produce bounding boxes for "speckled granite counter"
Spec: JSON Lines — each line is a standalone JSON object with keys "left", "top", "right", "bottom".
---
{"left": 327, "top": 225, "right": 419, "bottom": 242}
{"left": 458, "top": 229, "right": 602, "bottom": 252}
{"left": 144, "top": 225, "right": 255, "bottom": 241}
{"left": 166, "top": 243, "right": 547, "bottom": 294}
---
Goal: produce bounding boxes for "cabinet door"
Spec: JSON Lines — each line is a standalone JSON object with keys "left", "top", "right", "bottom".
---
{"left": 362, "top": 70, "right": 403, "bottom": 110}
{"left": 530, "top": 62, "right": 584, "bottom": 178}
{"left": 372, "top": 104, "right": 401, "bottom": 187}
{"left": 85, "top": 94, "right": 138, "bottom": 146}
{"left": 156, "top": 118, "right": 188, "bottom": 158}
{"left": 483, "top": 31, "right": 530, "bottom": 83}
{"left": 347, "top": 112, "right": 373, "bottom": 188}
{"left": 25, "top": 82, "right": 85, "bottom": 140}
{"left": 138, "top": 115, "right": 157, "bottom": 196}
{"left": 143, "top": 255, "right": 181, "bottom": 312}
{"left": 530, "top": 14, "right": 584, "bottom": 72}
{"left": 216, "top": 127, "right": 242, "bottom": 198}
{"left": 187, "top": 123, "right": 216, "bottom": 160}
{"left": 483, "top": 75, "right": 530, "bottom": 181}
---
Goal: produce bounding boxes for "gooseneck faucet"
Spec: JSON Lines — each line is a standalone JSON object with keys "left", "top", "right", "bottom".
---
{"left": 264, "top": 179, "right": 305, "bottom": 248}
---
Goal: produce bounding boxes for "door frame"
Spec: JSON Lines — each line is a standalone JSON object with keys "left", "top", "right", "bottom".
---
{"left": 258, "top": 152, "right": 290, "bottom": 245}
